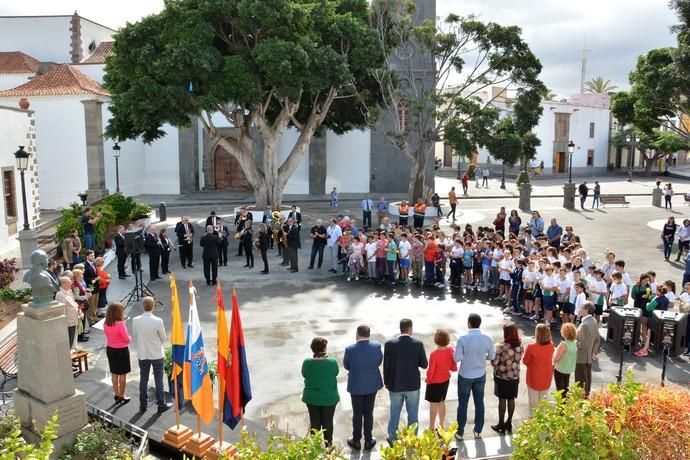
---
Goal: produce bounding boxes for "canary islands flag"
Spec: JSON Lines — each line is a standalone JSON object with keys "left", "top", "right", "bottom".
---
{"left": 183, "top": 284, "right": 215, "bottom": 425}
{"left": 224, "top": 288, "right": 252, "bottom": 429}
{"left": 169, "top": 274, "right": 185, "bottom": 408}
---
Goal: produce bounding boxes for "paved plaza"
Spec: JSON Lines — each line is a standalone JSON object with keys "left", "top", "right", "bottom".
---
{"left": 2, "top": 176, "right": 690, "bottom": 458}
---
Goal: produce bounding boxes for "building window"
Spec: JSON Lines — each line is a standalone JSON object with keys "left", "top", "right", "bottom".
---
{"left": 556, "top": 118, "right": 567, "bottom": 137}
{"left": 589, "top": 122, "right": 595, "bottom": 138}
{"left": 3, "top": 169, "right": 17, "bottom": 220}
{"left": 397, "top": 99, "right": 410, "bottom": 132}
{"left": 587, "top": 149, "right": 594, "bottom": 166}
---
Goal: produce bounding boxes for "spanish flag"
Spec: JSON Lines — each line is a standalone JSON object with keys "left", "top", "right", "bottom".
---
{"left": 224, "top": 289, "right": 252, "bottom": 429}
{"left": 183, "top": 283, "right": 215, "bottom": 425}
{"left": 169, "top": 274, "right": 186, "bottom": 408}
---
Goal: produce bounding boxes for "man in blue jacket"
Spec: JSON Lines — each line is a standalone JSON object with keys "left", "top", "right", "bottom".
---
{"left": 343, "top": 325, "right": 383, "bottom": 451}
{"left": 383, "top": 318, "right": 428, "bottom": 444}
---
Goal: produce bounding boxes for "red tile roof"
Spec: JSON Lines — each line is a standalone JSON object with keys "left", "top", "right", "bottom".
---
{"left": 81, "top": 41, "right": 114, "bottom": 64}
{"left": 0, "top": 64, "right": 109, "bottom": 97}
{"left": 0, "top": 51, "right": 40, "bottom": 74}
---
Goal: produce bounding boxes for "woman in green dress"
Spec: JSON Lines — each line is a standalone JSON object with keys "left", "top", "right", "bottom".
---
{"left": 302, "top": 337, "right": 340, "bottom": 446}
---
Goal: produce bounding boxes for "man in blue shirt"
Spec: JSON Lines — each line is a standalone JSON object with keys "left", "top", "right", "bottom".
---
{"left": 546, "top": 218, "right": 563, "bottom": 250}
{"left": 454, "top": 313, "right": 496, "bottom": 440}
{"left": 361, "top": 194, "right": 374, "bottom": 228}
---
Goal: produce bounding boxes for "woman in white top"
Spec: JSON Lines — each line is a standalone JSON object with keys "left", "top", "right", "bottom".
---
{"left": 348, "top": 238, "right": 365, "bottom": 281}
{"left": 664, "top": 183, "right": 674, "bottom": 210}
{"left": 540, "top": 266, "right": 558, "bottom": 325}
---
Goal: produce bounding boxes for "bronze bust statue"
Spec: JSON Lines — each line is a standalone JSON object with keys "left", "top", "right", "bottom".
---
{"left": 23, "top": 250, "right": 59, "bottom": 308}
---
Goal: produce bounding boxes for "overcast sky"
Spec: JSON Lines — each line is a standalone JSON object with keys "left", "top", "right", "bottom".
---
{"left": 0, "top": 0, "right": 679, "bottom": 96}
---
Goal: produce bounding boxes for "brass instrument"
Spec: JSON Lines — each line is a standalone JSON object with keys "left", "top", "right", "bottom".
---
{"left": 234, "top": 229, "right": 244, "bottom": 241}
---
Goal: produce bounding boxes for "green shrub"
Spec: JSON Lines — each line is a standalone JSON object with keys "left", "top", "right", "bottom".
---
{"left": 227, "top": 428, "right": 345, "bottom": 460}
{"left": 102, "top": 194, "right": 137, "bottom": 224}
{"left": 0, "top": 288, "right": 32, "bottom": 303}
{"left": 59, "top": 422, "right": 134, "bottom": 460}
{"left": 512, "top": 384, "right": 636, "bottom": 460}
{"left": 128, "top": 203, "right": 152, "bottom": 220}
{"left": 380, "top": 423, "right": 457, "bottom": 460}
{"left": 516, "top": 171, "right": 530, "bottom": 186}
{"left": 0, "top": 413, "right": 57, "bottom": 459}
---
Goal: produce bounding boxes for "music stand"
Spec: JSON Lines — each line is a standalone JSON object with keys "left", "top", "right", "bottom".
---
{"left": 120, "top": 230, "right": 160, "bottom": 308}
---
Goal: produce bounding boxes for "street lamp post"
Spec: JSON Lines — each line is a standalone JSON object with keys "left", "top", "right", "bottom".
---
{"left": 500, "top": 162, "right": 506, "bottom": 189}
{"left": 625, "top": 134, "right": 636, "bottom": 182}
{"left": 14, "top": 146, "right": 30, "bottom": 231}
{"left": 567, "top": 140, "right": 575, "bottom": 184}
{"left": 113, "top": 142, "right": 121, "bottom": 193}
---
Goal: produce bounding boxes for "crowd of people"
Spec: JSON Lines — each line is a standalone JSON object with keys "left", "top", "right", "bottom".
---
{"left": 301, "top": 310, "right": 599, "bottom": 450}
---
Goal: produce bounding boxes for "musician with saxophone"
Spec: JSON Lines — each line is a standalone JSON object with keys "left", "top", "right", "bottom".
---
{"left": 257, "top": 223, "right": 270, "bottom": 274}
{"left": 174, "top": 216, "right": 194, "bottom": 269}
{"left": 241, "top": 219, "right": 254, "bottom": 269}
{"left": 277, "top": 216, "right": 289, "bottom": 264}
{"left": 234, "top": 207, "right": 250, "bottom": 257}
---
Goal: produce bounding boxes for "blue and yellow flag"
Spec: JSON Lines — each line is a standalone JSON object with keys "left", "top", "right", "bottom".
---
{"left": 183, "top": 283, "right": 215, "bottom": 425}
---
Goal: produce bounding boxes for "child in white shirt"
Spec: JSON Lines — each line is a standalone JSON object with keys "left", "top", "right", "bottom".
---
{"left": 365, "top": 238, "right": 377, "bottom": 280}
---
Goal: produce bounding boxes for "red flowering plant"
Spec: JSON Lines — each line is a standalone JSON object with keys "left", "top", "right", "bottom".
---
{"left": 0, "top": 258, "right": 19, "bottom": 289}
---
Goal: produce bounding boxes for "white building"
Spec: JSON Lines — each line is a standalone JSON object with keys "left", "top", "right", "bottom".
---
{"left": 0, "top": 105, "right": 40, "bottom": 256}
{"left": 436, "top": 90, "right": 611, "bottom": 175}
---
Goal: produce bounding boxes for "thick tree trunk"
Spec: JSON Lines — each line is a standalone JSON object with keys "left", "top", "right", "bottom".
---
{"left": 408, "top": 142, "right": 434, "bottom": 202}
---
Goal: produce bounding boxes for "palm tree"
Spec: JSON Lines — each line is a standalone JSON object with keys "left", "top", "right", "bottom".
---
{"left": 584, "top": 76, "right": 618, "bottom": 94}
{"left": 540, "top": 88, "right": 558, "bottom": 101}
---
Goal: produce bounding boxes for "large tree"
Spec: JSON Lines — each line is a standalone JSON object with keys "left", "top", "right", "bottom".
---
{"left": 612, "top": 128, "right": 689, "bottom": 175}
{"left": 104, "top": 0, "right": 385, "bottom": 207}
{"left": 369, "top": 1, "right": 544, "bottom": 200}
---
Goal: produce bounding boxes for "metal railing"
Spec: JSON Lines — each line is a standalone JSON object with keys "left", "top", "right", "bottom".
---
{"left": 86, "top": 402, "right": 149, "bottom": 459}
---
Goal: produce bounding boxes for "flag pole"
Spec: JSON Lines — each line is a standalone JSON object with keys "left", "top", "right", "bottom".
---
{"left": 171, "top": 273, "right": 180, "bottom": 428}
{"left": 217, "top": 281, "right": 224, "bottom": 446}
{"left": 189, "top": 280, "right": 199, "bottom": 437}
{"left": 197, "top": 414, "right": 201, "bottom": 436}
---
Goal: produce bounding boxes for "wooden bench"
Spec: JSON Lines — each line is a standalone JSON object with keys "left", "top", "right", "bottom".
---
{"left": 600, "top": 194, "right": 630, "bottom": 207}
{"left": 0, "top": 331, "right": 18, "bottom": 384}
{"left": 71, "top": 351, "right": 89, "bottom": 377}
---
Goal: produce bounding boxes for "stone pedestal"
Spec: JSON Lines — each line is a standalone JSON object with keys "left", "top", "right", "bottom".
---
{"left": 563, "top": 183, "right": 576, "bottom": 210}
{"left": 17, "top": 229, "right": 38, "bottom": 270}
{"left": 652, "top": 187, "right": 662, "bottom": 207}
{"left": 15, "top": 302, "right": 88, "bottom": 458}
{"left": 82, "top": 100, "right": 109, "bottom": 202}
{"left": 519, "top": 183, "right": 532, "bottom": 211}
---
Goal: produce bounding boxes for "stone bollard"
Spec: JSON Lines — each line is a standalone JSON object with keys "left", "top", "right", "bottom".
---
{"left": 519, "top": 183, "right": 532, "bottom": 211}
{"left": 159, "top": 202, "right": 167, "bottom": 221}
{"left": 652, "top": 188, "right": 662, "bottom": 207}
{"left": 563, "top": 183, "right": 576, "bottom": 210}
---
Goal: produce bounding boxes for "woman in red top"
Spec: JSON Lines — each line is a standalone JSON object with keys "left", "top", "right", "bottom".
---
{"left": 425, "top": 329, "right": 457, "bottom": 430}
{"left": 522, "top": 324, "right": 555, "bottom": 414}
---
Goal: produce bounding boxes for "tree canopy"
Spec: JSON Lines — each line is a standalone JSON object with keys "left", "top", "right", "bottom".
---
{"left": 104, "top": 0, "right": 386, "bottom": 206}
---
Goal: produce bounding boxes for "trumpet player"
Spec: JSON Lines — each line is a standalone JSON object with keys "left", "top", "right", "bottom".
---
{"left": 242, "top": 220, "right": 254, "bottom": 269}
{"left": 174, "top": 216, "right": 194, "bottom": 269}
{"left": 218, "top": 218, "right": 229, "bottom": 266}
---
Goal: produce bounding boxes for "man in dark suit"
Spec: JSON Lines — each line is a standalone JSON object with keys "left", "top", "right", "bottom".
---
{"left": 288, "top": 205, "right": 302, "bottom": 249}
{"left": 82, "top": 250, "right": 99, "bottom": 324}
{"left": 383, "top": 318, "right": 428, "bottom": 443}
{"left": 344, "top": 325, "right": 383, "bottom": 451}
{"left": 575, "top": 301, "right": 600, "bottom": 397}
{"left": 174, "top": 216, "right": 194, "bottom": 268}
{"left": 114, "top": 225, "right": 129, "bottom": 279}
{"left": 144, "top": 225, "right": 161, "bottom": 281}
{"left": 200, "top": 225, "right": 221, "bottom": 285}
{"left": 285, "top": 217, "right": 300, "bottom": 272}
{"left": 206, "top": 210, "right": 220, "bottom": 232}
{"left": 218, "top": 218, "right": 230, "bottom": 266}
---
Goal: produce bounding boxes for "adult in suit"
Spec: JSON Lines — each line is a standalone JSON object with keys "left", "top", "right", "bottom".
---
{"left": 127, "top": 224, "right": 145, "bottom": 273}
{"left": 200, "top": 225, "right": 221, "bottom": 285}
{"left": 383, "top": 318, "right": 428, "bottom": 443}
{"left": 218, "top": 219, "right": 229, "bottom": 266}
{"left": 286, "top": 217, "right": 300, "bottom": 273}
{"left": 575, "top": 301, "right": 600, "bottom": 397}
{"left": 288, "top": 205, "right": 302, "bottom": 249}
{"left": 132, "top": 296, "right": 171, "bottom": 414}
{"left": 206, "top": 210, "right": 220, "bottom": 232}
{"left": 234, "top": 207, "right": 250, "bottom": 256}
{"left": 174, "top": 216, "right": 194, "bottom": 269}
{"left": 242, "top": 220, "right": 254, "bottom": 268}
{"left": 114, "top": 225, "right": 128, "bottom": 279}
{"left": 344, "top": 325, "right": 383, "bottom": 451}
{"left": 144, "top": 225, "right": 161, "bottom": 282}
